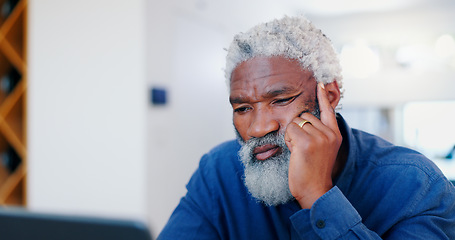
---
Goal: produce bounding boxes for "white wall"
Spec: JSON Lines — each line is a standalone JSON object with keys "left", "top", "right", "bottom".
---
{"left": 146, "top": 2, "right": 235, "bottom": 234}
{"left": 28, "top": 0, "right": 237, "bottom": 237}
{"left": 27, "top": 0, "right": 148, "bottom": 221}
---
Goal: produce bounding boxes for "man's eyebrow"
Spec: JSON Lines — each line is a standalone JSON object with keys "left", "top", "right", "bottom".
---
{"left": 229, "top": 96, "right": 247, "bottom": 105}
{"left": 262, "top": 87, "right": 298, "bottom": 98}
{"left": 229, "top": 87, "right": 299, "bottom": 104}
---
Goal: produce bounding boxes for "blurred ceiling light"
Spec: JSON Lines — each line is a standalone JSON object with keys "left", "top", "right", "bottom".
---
{"left": 340, "top": 40, "right": 381, "bottom": 79}
{"left": 395, "top": 44, "right": 436, "bottom": 71}
{"left": 402, "top": 101, "right": 455, "bottom": 157}
{"left": 435, "top": 34, "right": 455, "bottom": 58}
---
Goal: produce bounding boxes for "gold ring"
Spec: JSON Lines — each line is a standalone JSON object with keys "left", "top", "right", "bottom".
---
{"left": 298, "top": 119, "right": 311, "bottom": 128}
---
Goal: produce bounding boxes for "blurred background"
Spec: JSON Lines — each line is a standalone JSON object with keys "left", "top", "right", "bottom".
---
{"left": 0, "top": 0, "right": 454, "bottom": 238}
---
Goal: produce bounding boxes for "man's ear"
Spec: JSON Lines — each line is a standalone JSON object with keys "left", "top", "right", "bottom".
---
{"left": 324, "top": 81, "right": 341, "bottom": 110}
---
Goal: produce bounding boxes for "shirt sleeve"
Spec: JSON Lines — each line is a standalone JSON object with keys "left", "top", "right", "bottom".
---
{"left": 290, "top": 177, "right": 455, "bottom": 240}
{"left": 157, "top": 155, "right": 220, "bottom": 240}
{"left": 290, "top": 187, "right": 382, "bottom": 239}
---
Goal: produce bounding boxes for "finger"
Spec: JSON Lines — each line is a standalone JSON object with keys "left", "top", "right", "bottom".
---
{"left": 294, "top": 118, "right": 312, "bottom": 129}
{"left": 298, "top": 112, "right": 328, "bottom": 132}
{"left": 290, "top": 116, "right": 323, "bottom": 138}
{"left": 285, "top": 118, "right": 311, "bottom": 150}
{"left": 317, "top": 82, "right": 337, "bottom": 129}
{"left": 299, "top": 110, "right": 342, "bottom": 149}
{"left": 286, "top": 119, "right": 309, "bottom": 140}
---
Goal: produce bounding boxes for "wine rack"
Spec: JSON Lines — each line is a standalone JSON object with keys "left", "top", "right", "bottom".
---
{"left": 0, "top": 0, "right": 26, "bottom": 206}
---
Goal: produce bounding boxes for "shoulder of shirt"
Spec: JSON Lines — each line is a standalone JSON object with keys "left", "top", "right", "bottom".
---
{"left": 206, "top": 139, "right": 241, "bottom": 157}
{"left": 350, "top": 128, "right": 445, "bottom": 182}
{"left": 198, "top": 139, "right": 242, "bottom": 172}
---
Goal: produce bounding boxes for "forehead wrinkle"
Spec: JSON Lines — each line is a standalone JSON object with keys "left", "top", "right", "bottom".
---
{"left": 262, "top": 71, "right": 313, "bottom": 97}
{"left": 229, "top": 82, "right": 259, "bottom": 105}
{"left": 230, "top": 74, "right": 312, "bottom": 105}
{"left": 230, "top": 85, "right": 302, "bottom": 105}
{"left": 229, "top": 57, "right": 315, "bottom": 104}
{"left": 230, "top": 95, "right": 249, "bottom": 105}
{"left": 243, "top": 71, "right": 303, "bottom": 83}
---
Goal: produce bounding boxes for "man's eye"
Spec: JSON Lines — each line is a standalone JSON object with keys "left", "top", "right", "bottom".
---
{"left": 234, "top": 106, "right": 251, "bottom": 113}
{"left": 273, "top": 97, "right": 295, "bottom": 105}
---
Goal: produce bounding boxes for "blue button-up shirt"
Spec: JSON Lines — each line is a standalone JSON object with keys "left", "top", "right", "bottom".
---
{"left": 158, "top": 116, "right": 455, "bottom": 239}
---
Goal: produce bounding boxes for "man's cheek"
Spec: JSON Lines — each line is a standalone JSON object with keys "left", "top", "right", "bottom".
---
{"left": 279, "top": 109, "right": 301, "bottom": 129}
{"left": 233, "top": 119, "right": 248, "bottom": 142}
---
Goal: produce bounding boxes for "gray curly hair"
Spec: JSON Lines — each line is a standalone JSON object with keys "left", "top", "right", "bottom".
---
{"left": 225, "top": 15, "right": 343, "bottom": 94}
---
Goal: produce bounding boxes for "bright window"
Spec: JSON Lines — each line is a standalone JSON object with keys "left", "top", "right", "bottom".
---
{"left": 402, "top": 101, "right": 455, "bottom": 159}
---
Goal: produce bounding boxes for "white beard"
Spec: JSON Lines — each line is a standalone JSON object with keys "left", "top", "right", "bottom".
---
{"left": 237, "top": 131, "right": 294, "bottom": 206}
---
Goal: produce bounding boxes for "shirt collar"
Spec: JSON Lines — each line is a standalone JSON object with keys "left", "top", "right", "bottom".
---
{"left": 333, "top": 113, "right": 358, "bottom": 193}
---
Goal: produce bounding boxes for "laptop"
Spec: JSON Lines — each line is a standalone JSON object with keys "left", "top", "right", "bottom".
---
{"left": 0, "top": 207, "right": 153, "bottom": 240}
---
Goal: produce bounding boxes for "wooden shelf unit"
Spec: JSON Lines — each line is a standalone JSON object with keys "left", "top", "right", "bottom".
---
{"left": 0, "top": 0, "right": 27, "bottom": 206}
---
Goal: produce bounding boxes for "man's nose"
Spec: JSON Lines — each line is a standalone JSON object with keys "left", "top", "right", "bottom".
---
{"left": 246, "top": 108, "right": 280, "bottom": 139}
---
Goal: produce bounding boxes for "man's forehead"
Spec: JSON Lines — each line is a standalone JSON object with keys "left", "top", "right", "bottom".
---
{"left": 230, "top": 83, "right": 299, "bottom": 100}
{"left": 231, "top": 56, "right": 310, "bottom": 82}
{"left": 229, "top": 74, "right": 315, "bottom": 105}
{"left": 231, "top": 56, "right": 304, "bottom": 78}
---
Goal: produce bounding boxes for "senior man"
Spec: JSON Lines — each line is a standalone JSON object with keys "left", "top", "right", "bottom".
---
{"left": 158, "top": 16, "right": 455, "bottom": 239}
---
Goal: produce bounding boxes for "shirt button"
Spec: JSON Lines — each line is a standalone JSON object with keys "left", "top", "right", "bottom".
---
{"left": 316, "top": 219, "right": 326, "bottom": 229}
